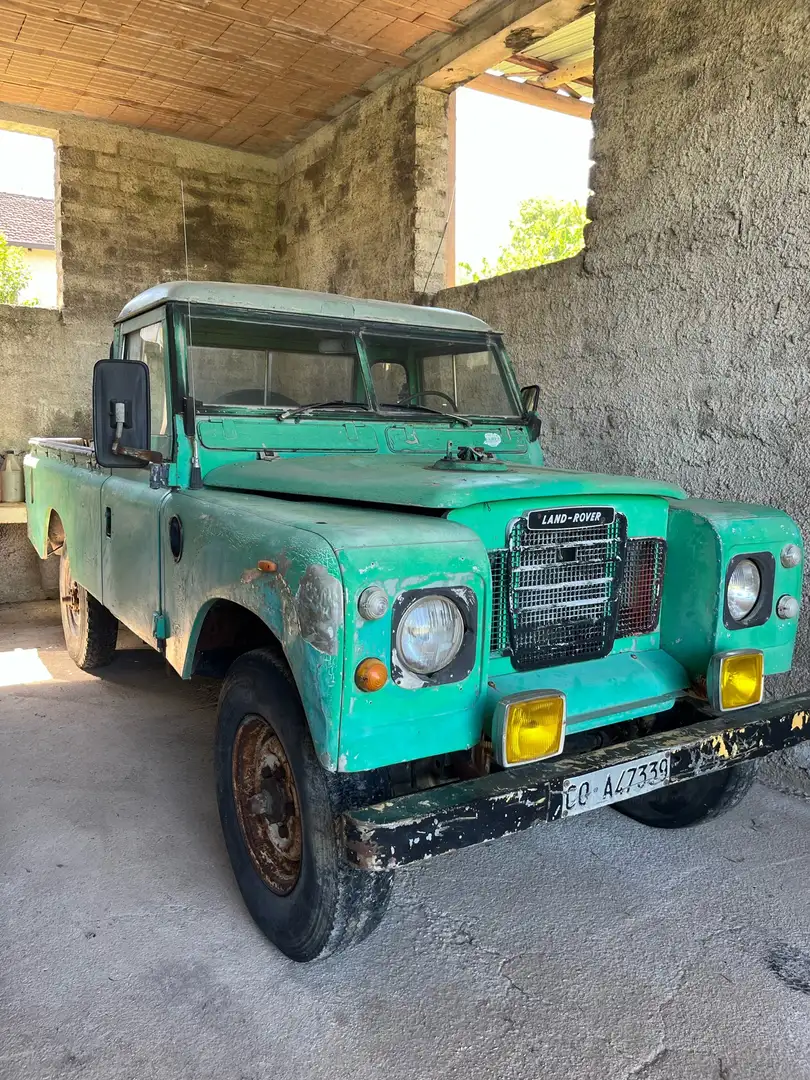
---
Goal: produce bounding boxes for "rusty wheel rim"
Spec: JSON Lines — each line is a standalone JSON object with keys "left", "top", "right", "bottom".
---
{"left": 232, "top": 715, "right": 302, "bottom": 895}
{"left": 60, "top": 555, "right": 81, "bottom": 638}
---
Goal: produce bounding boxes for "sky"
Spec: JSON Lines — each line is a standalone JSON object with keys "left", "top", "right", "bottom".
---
{"left": 0, "top": 130, "right": 55, "bottom": 198}
{"left": 0, "top": 93, "right": 592, "bottom": 277}
{"left": 453, "top": 85, "right": 593, "bottom": 277}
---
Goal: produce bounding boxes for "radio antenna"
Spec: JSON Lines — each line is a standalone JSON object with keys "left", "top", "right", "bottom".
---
{"left": 181, "top": 179, "right": 203, "bottom": 489}
{"left": 421, "top": 180, "right": 455, "bottom": 298}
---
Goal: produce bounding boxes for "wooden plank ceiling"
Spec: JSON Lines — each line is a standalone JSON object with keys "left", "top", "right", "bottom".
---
{"left": 426, "top": 4, "right": 594, "bottom": 119}
{"left": 489, "top": 10, "right": 593, "bottom": 99}
{"left": 0, "top": 0, "right": 484, "bottom": 154}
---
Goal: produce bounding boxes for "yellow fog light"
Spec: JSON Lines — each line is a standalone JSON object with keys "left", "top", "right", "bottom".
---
{"left": 492, "top": 690, "right": 566, "bottom": 766}
{"left": 708, "top": 650, "right": 764, "bottom": 712}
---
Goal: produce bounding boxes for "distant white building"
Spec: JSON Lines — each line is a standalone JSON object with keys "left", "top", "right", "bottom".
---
{"left": 0, "top": 191, "right": 57, "bottom": 308}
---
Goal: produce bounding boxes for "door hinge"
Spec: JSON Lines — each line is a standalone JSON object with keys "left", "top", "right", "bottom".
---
{"left": 152, "top": 611, "right": 170, "bottom": 641}
{"left": 149, "top": 462, "right": 170, "bottom": 489}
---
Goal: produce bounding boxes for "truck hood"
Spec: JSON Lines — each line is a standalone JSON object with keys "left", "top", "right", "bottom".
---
{"left": 203, "top": 456, "right": 687, "bottom": 510}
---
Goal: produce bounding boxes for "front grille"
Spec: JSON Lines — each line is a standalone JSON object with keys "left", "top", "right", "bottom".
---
{"left": 504, "top": 515, "right": 626, "bottom": 671}
{"left": 616, "top": 538, "right": 667, "bottom": 637}
{"left": 489, "top": 548, "right": 509, "bottom": 654}
{"left": 488, "top": 524, "right": 666, "bottom": 669}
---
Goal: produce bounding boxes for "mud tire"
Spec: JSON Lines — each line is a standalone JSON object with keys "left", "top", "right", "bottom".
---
{"left": 614, "top": 761, "right": 759, "bottom": 828}
{"left": 215, "top": 647, "right": 393, "bottom": 962}
{"left": 59, "top": 545, "right": 118, "bottom": 670}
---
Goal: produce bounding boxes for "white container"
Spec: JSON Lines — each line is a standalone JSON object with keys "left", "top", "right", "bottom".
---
{"left": 1, "top": 451, "right": 23, "bottom": 504}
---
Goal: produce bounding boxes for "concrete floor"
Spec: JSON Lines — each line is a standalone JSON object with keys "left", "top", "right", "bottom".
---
{"left": 2, "top": 602, "right": 810, "bottom": 1080}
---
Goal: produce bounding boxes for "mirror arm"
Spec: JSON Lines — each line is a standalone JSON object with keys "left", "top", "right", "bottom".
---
{"left": 110, "top": 441, "right": 164, "bottom": 464}
{"left": 108, "top": 399, "right": 162, "bottom": 463}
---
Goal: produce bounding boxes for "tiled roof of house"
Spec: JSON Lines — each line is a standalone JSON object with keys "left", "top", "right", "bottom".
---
{"left": 0, "top": 192, "right": 55, "bottom": 249}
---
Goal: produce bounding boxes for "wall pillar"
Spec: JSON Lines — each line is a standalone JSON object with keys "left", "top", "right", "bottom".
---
{"left": 276, "top": 83, "right": 449, "bottom": 302}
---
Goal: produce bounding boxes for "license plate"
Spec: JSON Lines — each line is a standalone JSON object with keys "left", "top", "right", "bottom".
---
{"left": 559, "top": 751, "right": 672, "bottom": 818}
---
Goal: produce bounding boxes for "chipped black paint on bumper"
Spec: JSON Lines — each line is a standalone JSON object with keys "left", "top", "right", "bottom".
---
{"left": 344, "top": 695, "right": 810, "bottom": 870}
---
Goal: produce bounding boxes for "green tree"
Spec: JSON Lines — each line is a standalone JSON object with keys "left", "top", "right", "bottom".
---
{"left": 0, "top": 232, "right": 32, "bottom": 305}
{"left": 458, "top": 197, "right": 588, "bottom": 283}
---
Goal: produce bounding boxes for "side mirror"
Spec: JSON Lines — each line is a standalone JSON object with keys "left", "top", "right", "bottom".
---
{"left": 520, "top": 384, "right": 542, "bottom": 442}
{"left": 92, "top": 359, "right": 157, "bottom": 468}
{"left": 521, "top": 384, "right": 540, "bottom": 412}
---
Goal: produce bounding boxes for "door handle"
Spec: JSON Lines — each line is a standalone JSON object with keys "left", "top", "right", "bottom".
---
{"left": 105, "top": 506, "right": 112, "bottom": 537}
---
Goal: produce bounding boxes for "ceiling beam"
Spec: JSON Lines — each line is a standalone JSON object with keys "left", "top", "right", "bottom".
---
{"left": 533, "top": 55, "right": 594, "bottom": 88}
{"left": 465, "top": 72, "right": 592, "bottom": 118}
{"left": 507, "top": 53, "right": 554, "bottom": 73}
{"left": 422, "top": 0, "right": 593, "bottom": 91}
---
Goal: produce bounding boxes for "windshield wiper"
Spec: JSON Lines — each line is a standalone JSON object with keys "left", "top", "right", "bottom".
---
{"left": 378, "top": 402, "right": 473, "bottom": 427}
{"left": 278, "top": 400, "right": 371, "bottom": 421}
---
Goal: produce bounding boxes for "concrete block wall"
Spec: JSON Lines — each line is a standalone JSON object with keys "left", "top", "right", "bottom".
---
{"left": 435, "top": 0, "right": 810, "bottom": 697}
{"left": 0, "top": 86, "right": 447, "bottom": 463}
{"left": 0, "top": 103, "right": 278, "bottom": 456}
{"left": 0, "top": 88, "right": 447, "bottom": 601}
{"left": 0, "top": 105, "right": 278, "bottom": 599}
{"left": 275, "top": 83, "right": 448, "bottom": 301}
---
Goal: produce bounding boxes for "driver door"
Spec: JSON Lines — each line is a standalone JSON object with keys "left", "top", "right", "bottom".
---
{"left": 100, "top": 312, "right": 172, "bottom": 645}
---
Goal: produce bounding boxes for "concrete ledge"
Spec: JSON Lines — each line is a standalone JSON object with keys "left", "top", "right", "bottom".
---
{"left": 0, "top": 523, "right": 57, "bottom": 603}
{"left": 0, "top": 503, "right": 27, "bottom": 523}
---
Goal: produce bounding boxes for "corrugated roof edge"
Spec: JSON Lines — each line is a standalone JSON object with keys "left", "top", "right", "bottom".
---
{"left": 116, "top": 281, "right": 495, "bottom": 333}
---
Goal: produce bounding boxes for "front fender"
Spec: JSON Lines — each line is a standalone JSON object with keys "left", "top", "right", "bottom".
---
{"left": 162, "top": 492, "right": 345, "bottom": 769}
{"left": 660, "top": 498, "right": 802, "bottom": 679}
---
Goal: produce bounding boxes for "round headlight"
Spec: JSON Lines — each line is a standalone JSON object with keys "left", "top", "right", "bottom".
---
{"left": 396, "top": 595, "right": 465, "bottom": 675}
{"left": 727, "top": 558, "right": 761, "bottom": 622}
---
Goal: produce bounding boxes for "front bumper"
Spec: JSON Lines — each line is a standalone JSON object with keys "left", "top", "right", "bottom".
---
{"left": 344, "top": 694, "right": 810, "bottom": 871}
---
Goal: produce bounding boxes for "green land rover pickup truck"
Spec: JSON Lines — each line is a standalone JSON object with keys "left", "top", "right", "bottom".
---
{"left": 25, "top": 281, "right": 810, "bottom": 961}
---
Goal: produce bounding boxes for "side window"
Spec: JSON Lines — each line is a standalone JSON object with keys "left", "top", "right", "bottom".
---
{"left": 125, "top": 322, "right": 170, "bottom": 452}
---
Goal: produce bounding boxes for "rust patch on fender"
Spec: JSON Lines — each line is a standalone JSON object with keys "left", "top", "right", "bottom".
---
{"left": 296, "top": 564, "right": 342, "bottom": 655}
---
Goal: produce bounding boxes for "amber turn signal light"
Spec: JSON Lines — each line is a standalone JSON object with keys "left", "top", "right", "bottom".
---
{"left": 355, "top": 658, "right": 388, "bottom": 692}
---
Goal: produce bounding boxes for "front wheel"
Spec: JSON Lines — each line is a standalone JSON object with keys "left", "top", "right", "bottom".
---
{"left": 614, "top": 761, "right": 759, "bottom": 828}
{"left": 215, "top": 648, "right": 393, "bottom": 962}
{"left": 59, "top": 546, "right": 118, "bottom": 670}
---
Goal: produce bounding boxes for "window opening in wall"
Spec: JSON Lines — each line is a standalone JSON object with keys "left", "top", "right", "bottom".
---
{"left": 449, "top": 11, "right": 594, "bottom": 286}
{"left": 0, "top": 130, "right": 57, "bottom": 308}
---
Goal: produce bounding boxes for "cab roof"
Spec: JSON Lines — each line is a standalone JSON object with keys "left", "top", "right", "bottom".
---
{"left": 116, "top": 281, "right": 495, "bottom": 335}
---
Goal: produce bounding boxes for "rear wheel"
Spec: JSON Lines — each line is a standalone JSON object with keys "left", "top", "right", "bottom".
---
{"left": 59, "top": 545, "right": 118, "bottom": 670}
{"left": 215, "top": 648, "right": 393, "bottom": 962}
{"left": 615, "top": 761, "right": 759, "bottom": 828}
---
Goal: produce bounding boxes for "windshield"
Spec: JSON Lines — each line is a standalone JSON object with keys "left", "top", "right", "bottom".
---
{"left": 182, "top": 311, "right": 520, "bottom": 421}
{"left": 186, "top": 316, "right": 367, "bottom": 409}
{"left": 363, "top": 334, "right": 519, "bottom": 419}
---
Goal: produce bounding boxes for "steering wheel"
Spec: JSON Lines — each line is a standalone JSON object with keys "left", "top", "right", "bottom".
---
{"left": 404, "top": 389, "right": 459, "bottom": 411}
